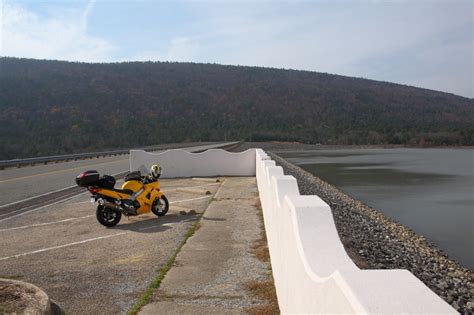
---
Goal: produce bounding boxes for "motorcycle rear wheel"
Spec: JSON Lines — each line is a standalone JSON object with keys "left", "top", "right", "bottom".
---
{"left": 96, "top": 205, "right": 122, "bottom": 227}
{"left": 152, "top": 195, "right": 169, "bottom": 217}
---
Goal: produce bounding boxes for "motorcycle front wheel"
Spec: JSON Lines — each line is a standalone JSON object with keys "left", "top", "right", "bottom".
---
{"left": 152, "top": 195, "right": 169, "bottom": 217}
{"left": 96, "top": 205, "right": 122, "bottom": 227}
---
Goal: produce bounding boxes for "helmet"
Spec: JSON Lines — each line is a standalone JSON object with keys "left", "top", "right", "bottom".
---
{"left": 150, "top": 164, "right": 161, "bottom": 179}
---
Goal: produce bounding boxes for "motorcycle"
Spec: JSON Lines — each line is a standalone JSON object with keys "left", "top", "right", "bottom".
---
{"left": 75, "top": 170, "right": 169, "bottom": 227}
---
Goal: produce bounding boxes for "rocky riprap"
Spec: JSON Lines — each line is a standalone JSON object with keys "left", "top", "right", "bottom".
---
{"left": 269, "top": 152, "right": 473, "bottom": 314}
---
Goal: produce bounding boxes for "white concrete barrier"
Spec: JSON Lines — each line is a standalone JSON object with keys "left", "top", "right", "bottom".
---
{"left": 130, "top": 149, "right": 256, "bottom": 178}
{"left": 128, "top": 148, "right": 456, "bottom": 314}
{"left": 255, "top": 149, "right": 456, "bottom": 314}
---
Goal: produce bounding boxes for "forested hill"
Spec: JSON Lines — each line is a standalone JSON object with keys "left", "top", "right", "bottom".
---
{"left": 1, "top": 57, "right": 473, "bottom": 159}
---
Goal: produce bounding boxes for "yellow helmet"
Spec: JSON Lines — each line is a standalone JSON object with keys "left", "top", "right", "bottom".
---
{"left": 150, "top": 164, "right": 161, "bottom": 179}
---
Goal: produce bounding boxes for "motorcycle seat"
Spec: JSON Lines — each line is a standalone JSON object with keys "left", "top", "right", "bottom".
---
{"left": 113, "top": 188, "right": 134, "bottom": 195}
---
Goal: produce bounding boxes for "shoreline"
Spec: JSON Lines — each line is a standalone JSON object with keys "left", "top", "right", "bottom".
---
{"left": 268, "top": 152, "right": 473, "bottom": 313}
{"left": 238, "top": 141, "right": 474, "bottom": 152}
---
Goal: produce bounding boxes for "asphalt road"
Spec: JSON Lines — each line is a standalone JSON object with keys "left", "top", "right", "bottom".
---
{"left": 0, "top": 177, "right": 223, "bottom": 314}
{"left": 0, "top": 142, "right": 236, "bottom": 206}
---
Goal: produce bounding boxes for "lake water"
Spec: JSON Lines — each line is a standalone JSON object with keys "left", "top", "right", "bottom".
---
{"left": 278, "top": 148, "right": 474, "bottom": 270}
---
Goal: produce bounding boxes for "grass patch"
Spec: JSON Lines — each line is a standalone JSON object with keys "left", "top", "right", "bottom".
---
{"left": 160, "top": 293, "right": 243, "bottom": 300}
{"left": 246, "top": 303, "right": 280, "bottom": 315}
{"left": 127, "top": 189, "right": 219, "bottom": 315}
{"left": 244, "top": 280, "right": 279, "bottom": 315}
{"left": 251, "top": 239, "right": 270, "bottom": 263}
{"left": 245, "top": 199, "right": 280, "bottom": 314}
{"left": 194, "top": 221, "right": 202, "bottom": 232}
{"left": 251, "top": 200, "right": 271, "bottom": 263}
{"left": 251, "top": 199, "right": 274, "bottom": 264}
{"left": 0, "top": 275, "right": 23, "bottom": 280}
{"left": 126, "top": 219, "right": 201, "bottom": 315}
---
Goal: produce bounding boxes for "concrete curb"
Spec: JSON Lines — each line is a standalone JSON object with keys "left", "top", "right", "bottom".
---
{"left": 0, "top": 278, "right": 63, "bottom": 315}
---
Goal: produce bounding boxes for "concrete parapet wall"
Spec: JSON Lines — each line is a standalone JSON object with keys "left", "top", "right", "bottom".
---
{"left": 255, "top": 149, "right": 456, "bottom": 314}
{"left": 130, "top": 149, "right": 256, "bottom": 178}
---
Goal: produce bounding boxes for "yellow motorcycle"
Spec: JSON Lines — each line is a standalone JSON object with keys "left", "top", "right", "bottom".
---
{"left": 75, "top": 167, "right": 168, "bottom": 227}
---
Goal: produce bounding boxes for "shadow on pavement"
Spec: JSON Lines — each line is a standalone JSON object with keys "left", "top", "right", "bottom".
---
{"left": 109, "top": 213, "right": 198, "bottom": 233}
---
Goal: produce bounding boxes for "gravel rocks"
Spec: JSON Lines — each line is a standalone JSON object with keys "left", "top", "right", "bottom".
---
{"left": 269, "top": 152, "right": 473, "bottom": 314}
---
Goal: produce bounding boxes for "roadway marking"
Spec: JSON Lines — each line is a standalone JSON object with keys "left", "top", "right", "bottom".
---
{"left": 0, "top": 222, "right": 175, "bottom": 261}
{"left": 0, "top": 208, "right": 31, "bottom": 217}
{"left": 0, "top": 158, "right": 127, "bottom": 183}
{"left": 0, "top": 142, "right": 230, "bottom": 184}
{"left": 0, "top": 142, "right": 235, "bottom": 184}
{"left": 63, "top": 185, "right": 217, "bottom": 205}
{"left": 0, "top": 215, "right": 94, "bottom": 232}
{"left": 170, "top": 196, "right": 212, "bottom": 204}
{"left": 0, "top": 195, "right": 213, "bottom": 226}
{"left": 0, "top": 188, "right": 220, "bottom": 260}
{"left": 0, "top": 232, "right": 129, "bottom": 261}
{"left": 0, "top": 185, "right": 76, "bottom": 209}
{"left": 0, "top": 186, "right": 216, "bottom": 227}
{"left": 0, "top": 190, "right": 85, "bottom": 217}
{"left": 0, "top": 192, "right": 89, "bottom": 224}
{"left": 162, "top": 183, "right": 220, "bottom": 191}
{"left": 0, "top": 195, "right": 211, "bottom": 224}
{"left": 0, "top": 170, "right": 127, "bottom": 211}
{"left": 0, "top": 167, "right": 217, "bottom": 209}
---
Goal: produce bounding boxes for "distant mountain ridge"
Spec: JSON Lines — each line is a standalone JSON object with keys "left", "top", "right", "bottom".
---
{"left": 1, "top": 57, "right": 473, "bottom": 159}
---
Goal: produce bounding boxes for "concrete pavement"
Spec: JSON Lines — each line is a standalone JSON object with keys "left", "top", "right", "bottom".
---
{"left": 140, "top": 177, "right": 275, "bottom": 314}
{"left": 0, "top": 178, "right": 223, "bottom": 314}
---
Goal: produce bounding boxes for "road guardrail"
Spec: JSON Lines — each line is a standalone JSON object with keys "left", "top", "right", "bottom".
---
{"left": 0, "top": 142, "right": 240, "bottom": 169}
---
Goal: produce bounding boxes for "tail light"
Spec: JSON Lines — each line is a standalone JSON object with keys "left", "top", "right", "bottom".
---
{"left": 88, "top": 187, "right": 100, "bottom": 194}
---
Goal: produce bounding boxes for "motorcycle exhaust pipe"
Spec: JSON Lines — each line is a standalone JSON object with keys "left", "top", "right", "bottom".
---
{"left": 98, "top": 199, "right": 120, "bottom": 210}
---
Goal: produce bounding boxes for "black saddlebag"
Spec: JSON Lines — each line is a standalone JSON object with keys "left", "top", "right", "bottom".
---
{"left": 76, "top": 170, "right": 100, "bottom": 187}
{"left": 124, "top": 171, "right": 142, "bottom": 182}
{"left": 98, "top": 175, "right": 116, "bottom": 189}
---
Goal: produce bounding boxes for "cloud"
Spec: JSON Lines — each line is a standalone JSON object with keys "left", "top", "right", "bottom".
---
{"left": 0, "top": 0, "right": 471, "bottom": 97}
{"left": 81, "top": 0, "right": 96, "bottom": 31}
{"left": 1, "top": 0, "right": 116, "bottom": 62}
{"left": 163, "top": 1, "right": 473, "bottom": 97}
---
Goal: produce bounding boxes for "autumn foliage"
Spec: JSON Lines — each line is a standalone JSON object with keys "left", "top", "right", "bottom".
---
{"left": 1, "top": 57, "right": 473, "bottom": 159}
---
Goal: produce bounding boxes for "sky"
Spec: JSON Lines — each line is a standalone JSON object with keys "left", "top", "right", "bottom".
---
{"left": 1, "top": 0, "right": 473, "bottom": 98}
